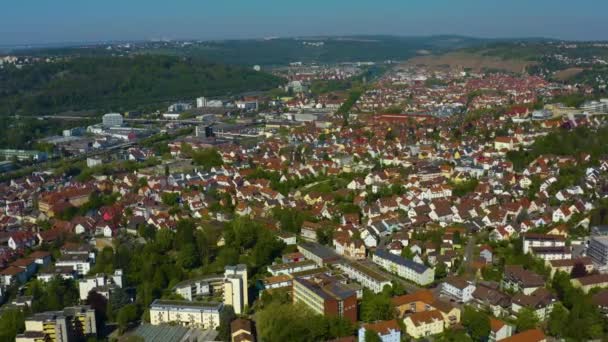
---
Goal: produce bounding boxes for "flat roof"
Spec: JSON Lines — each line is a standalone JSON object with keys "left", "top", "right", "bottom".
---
{"left": 151, "top": 299, "right": 222, "bottom": 310}
{"left": 298, "top": 242, "right": 340, "bottom": 260}
{"left": 339, "top": 261, "right": 390, "bottom": 283}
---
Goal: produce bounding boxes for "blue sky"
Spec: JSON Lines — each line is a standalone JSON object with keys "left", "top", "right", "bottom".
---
{"left": 1, "top": 0, "right": 607, "bottom": 45}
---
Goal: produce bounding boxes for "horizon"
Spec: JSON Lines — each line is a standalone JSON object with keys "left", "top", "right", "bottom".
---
{"left": 2, "top": 0, "right": 608, "bottom": 46}
{"left": 0, "top": 34, "right": 604, "bottom": 52}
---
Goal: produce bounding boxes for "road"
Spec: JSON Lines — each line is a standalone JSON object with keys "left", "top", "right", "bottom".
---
{"left": 460, "top": 234, "right": 477, "bottom": 280}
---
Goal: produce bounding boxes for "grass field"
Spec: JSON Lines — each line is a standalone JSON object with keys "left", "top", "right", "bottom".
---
{"left": 553, "top": 67, "right": 585, "bottom": 81}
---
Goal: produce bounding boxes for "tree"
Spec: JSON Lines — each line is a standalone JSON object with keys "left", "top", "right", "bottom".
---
{"left": 570, "top": 261, "right": 588, "bottom": 278}
{"left": 0, "top": 308, "right": 25, "bottom": 341}
{"left": 364, "top": 329, "right": 382, "bottom": 342}
{"left": 117, "top": 304, "right": 139, "bottom": 333}
{"left": 515, "top": 308, "right": 539, "bottom": 332}
{"left": 218, "top": 305, "right": 236, "bottom": 341}
{"left": 435, "top": 262, "right": 448, "bottom": 279}
{"left": 547, "top": 303, "right": 568, "bottom": 337}
{"left": 257, "top": 302, "right": 352, "bottom": 342}
{"left": 461, "top": 307, "right": 490, "bottom": 341}
{"left": 192, "top": 148, "right": 223, "bottom": 170}
{"left": 401, "top": 246, "right": 414, "bottom": 259}
{"left": 161, "top": 192, "right": 180, "bottom": 206}
{"left": 177, "top": 243, "right": 200, "bottom": 269}
{"left": 86, "top": 291, "right": 109, "bottom": 331}
{"left": 360, "top": 290, "right": 394, "bottom": 322}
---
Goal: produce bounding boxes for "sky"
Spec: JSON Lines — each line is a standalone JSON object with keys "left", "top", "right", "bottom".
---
{"left": 1, "top": 0, "right": 607, "bottom": 45}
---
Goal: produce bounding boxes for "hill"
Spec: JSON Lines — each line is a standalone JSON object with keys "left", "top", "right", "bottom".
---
{"left": 0, "top": 55, "right": 284, "bottom": 116}
{"left": 12, "top": 36, "right": 493, "bottom": 66}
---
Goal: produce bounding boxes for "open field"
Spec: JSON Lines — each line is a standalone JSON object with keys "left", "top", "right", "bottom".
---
{"left": 553, "top": 67, "right": 585, "bottom": 81}
{"left": 404, "top": 52, "right": 534, "bottom": 74}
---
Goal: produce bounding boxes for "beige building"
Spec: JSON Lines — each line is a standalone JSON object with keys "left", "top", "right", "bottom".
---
{"left": 149, "top": 300, "right": 223, "bottom": 330}
{"left": 16, "top": 306, "right": 97, "bottom": 342}
{"left": 403, "top": 310, "right": 445, "bottom": 339}
{"left": 224, "top": 264, "right": 248, "bottom": 315}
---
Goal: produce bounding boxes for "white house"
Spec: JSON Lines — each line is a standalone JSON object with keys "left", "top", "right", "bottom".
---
{"left": 441, "top": 277, "right": 476, "bottom": 303}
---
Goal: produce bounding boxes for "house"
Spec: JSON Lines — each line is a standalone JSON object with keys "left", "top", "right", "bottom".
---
{"left": 489, "top": 318, "right": 513, "bottom": 342}
{"left": 471, "top": 283, "right": 511, "bottom": 317}
{"left": 501, "top": 329, "right": 545, "bottom": 342}
{"left": 11, "top": 258, "right": 37, "bottom": 279}
{"left": 231, "top": 318, "right": 255, "bottom": 342}
{"left": 502, "top": 265, "right": 544, "bottom": 295}
{"left": 0, "top": 266, "right": 27, "bottom": 286}
{"left": 571, "top": 274, "right": 608, "bottom": 293}
{"left": 441, "top": 277, "right": 476, "bottom": 303}
{"left": 511, "top": 288, "right": 556, "bottom": 321}
{"left": 301, "top": 221, "right": 322, "bottom": 242}
{"left": 480, "top": 245, "right": 493, "bottom": 264}
{"left": 403, "top": 310, "right": 445, "bottom": 339}
{"left": 29, "top": 251, "right": 52, "bottom": 268}
{"left": 547, "top": 257, "right": 594, "bottom": 278}
{"left": 358, "top": 320, "right": 401, "bottom": 342}
{"left": 392, "top": 290, "right": 460, "bottom": 327}
{"left": 334, "top": 236, "right": 366, "bottom": 260}
{"left": 552, "top": 205, "right": 573, "bottom": 222}
{"left": 8, "top": 231, "right": 37, "bottom": 250}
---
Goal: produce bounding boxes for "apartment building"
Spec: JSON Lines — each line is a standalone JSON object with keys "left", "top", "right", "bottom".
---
{"left": 292, "top": 276, "right": 358, "bottom": 323}
{"left": 149, "top": 300, "right": 223, "bottom": 330}
{"left": 78, "top": 269, "right": 124, "bottom": 300}
{"left": 336, "top": 261, "right": 392, "bottom": 294}
{"left": 56, "top": 254, "right": 92, "bottom": 276}
{"left": 372, "top": 250, "right": 434, "bottom": 286}
{"left": 403, "top": 310, "right": 445, "bottom": 339}
{"left": 297, "top": 242, "right": 341, "bottom": 267}
{"left": 16, "top": 306, "right": 97, "bottom": 342}
{"left": 588, "top": 236, "right": 608, "bottom": 268}
{"left": 522, "top": 233, "right": 566, "bottom": 254}
{"left": 173, "top": 275, "right": 224, "bottom": 301}
{"left": 267, "top": 260, "right": 318, "bottom": 276}
{"left": 224, "top": 265, "right": 248, "bottom": 315}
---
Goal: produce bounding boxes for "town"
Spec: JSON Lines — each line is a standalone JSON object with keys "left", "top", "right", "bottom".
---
{"left": 2, "top": 37, "right": 608, "bottom": 342}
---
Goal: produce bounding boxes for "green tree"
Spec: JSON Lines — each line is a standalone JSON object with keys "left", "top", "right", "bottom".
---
{"left": 218, "top": 305, "right": 236, "bottom": 341}
{"left": 117, "top": 304, "right": 139, "bottom": 333}
{"left": 515, "top": 308, "right": 539, "bottom": 332}
{"left": 177, "top": 243, "right": 200, "bottom": 269}
{"left": 0, "top": 308, "right": 25, "bottom": 340}
{"left": 435, "top": 262, "right": 448, "bottom": 279}
{"left": 192, "top": 148, "right": 223, "bottom": 170}
{"left": 360, "top": 290, "right": 394, "bottom": 322}
{"left": 364, "top": 329, "right": 382, "bottom": 342}
{"left": 461, "top": 307, "right": 490, "bottom": 341}
{"left": 547, "top": 303, "right": 568, "bottom": 337}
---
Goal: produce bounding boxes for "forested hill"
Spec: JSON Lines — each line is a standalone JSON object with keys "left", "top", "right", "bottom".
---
{"left": 0, "top": 55, "right": 284, "bottom": 116}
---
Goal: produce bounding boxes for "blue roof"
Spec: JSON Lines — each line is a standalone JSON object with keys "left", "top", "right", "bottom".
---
{"left": 374, "top": 249, "right": 430, "bottom": 274}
